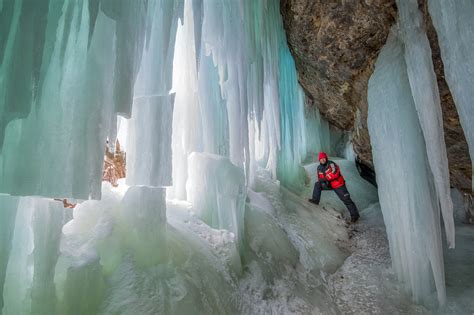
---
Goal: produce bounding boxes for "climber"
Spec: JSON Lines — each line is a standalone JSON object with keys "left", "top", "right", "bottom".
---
{"left": 308, "top": 152, "right": 360, "bottom": 223}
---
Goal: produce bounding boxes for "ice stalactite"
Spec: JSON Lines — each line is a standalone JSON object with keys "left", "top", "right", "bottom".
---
{"left": 0, "top": 0, "right": 144, "bottom": 199}
{"left": 276, "top": 46, "right": 307, "bottom": 192}
{"left": 2, "top": 198, "right": 64, "bottom": 315}
{"left": 0, "top": 196, "right": 18, "bottom": 311}
{"left": 169, "top": 0, "right": 324, "bottom": 199}
{"left": 396, "top": 0, "right": 455, "bottom": 248}
{"left": 368, "top": 29, "right": 447, "bottom": 305}
{"left": 0, "top": 0, "right": 341, "bottom": 313}
{"left": 126, "top": 94, "right": 175, "bottom": 187}
{"left": 187, "top": 153, "right": 246, "bottom": 249}
{"left": 121, "top": 186, "right": 168, "bottom": 266}
{"left": 428, "top": 0, "right": 474, "bottom": 191}
{"left": 304, "top": 107, "right": 331, "bottom": 162}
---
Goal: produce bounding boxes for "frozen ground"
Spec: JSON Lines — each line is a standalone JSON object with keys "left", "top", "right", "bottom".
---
{"left": 165, "top": 159, "right": 474, "bottom": 314}
{"left": 6, "top": 159, "right": 471, "bottom": 314}
{"left": 320, "top": 161, "right": 474, "bottom": 315}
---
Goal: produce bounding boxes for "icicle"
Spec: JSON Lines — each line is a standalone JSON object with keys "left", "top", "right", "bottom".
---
{"left": 0, "top": 195, "right": 19, "bottom": 311}
{"left": 397, "top": 0, "right": 455, "bottom": 248}
{"left": 126, "top": 94, "right": 175, "bottom": 187}
{"left": 428, "top": 0, "right": 474, "bottom": 191}
{"left": 186, "top": 152, "right": 246, "bottom": 249}
{"left": 368, "top": 30, "right": 446, "bottom": 305}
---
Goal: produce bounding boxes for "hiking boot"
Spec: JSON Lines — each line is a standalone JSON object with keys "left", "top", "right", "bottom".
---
{"left": 308, "top": 198, "right": 319, "bottom": 205}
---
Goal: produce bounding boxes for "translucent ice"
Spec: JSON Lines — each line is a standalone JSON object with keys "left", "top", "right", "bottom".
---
{"left": 0, "top": 195, "right": 18, "bottom": 311}
{"left": 368, "top": 30, "right": 446, "bottom": 305}
{"left": 397, "top": 0, "right": 455, "bottom": 248}
{"left": 126, "top": 94, "right": 175, "bottom": 187}
{"left": 0, "top": 0, "right": 182, "bottom": 199}
{"left": 3, "top": 197, "right": 64, "bottom": 315}
{"left": 186, "top": 152, "right": 246, "bottom": 248}
{"left": 428, "top": 0, "right": 474, "bottom": 191}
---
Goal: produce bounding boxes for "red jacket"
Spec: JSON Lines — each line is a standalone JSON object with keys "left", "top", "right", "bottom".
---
{"left": 317, "top": 160, "right": 345, "bottom": 189}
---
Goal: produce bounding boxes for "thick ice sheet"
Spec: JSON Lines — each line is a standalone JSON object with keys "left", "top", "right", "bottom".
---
{"left": 368, "top": 30, "right": 446, "bottom": 305}
{"left": 397, "top": 0, "right": 455, "bottom": 248}
{"left": 428, "top": 0, "right": 474, "bottom": 191}
{"left": 186, "top": 152, "right": 246, "bottom": 248}
{"left": 126, "top": 94, "right": 174, "bottom": 187}
{"left": 0, "top": 1, "right": 182, "bottom": 199}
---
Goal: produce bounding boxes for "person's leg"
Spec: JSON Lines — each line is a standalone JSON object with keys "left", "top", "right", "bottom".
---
{"left": 334, "top": 185, "right": 359, "bottom": 220}
{"left": 309, "top": 181, "right": 323, "bottom": 204}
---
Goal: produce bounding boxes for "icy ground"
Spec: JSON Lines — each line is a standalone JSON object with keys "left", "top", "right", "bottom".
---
{"left": 320, "top": 161, "right": 474, "bottom": 315}
{"left": 51, "top": 158, "right": 473, "bottom": 314}
{"left": 165, "top": 159, "right": 474, "bottom": 314}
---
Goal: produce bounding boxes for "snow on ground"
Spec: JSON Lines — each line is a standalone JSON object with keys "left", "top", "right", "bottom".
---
{"left": 327, "top": 203, "right": 428, "bottom": 314}
{"left": 136, "top": 159, "right": 473, "bottom": 314}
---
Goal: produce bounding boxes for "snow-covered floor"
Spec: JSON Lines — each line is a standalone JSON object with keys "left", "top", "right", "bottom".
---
{"left": 54, "top": 159, "right": 473, "bottom": 314}
{"left": 316, "top": 160, "right": 474, "bottom": 315}
{"left": 165, "top": 159, "right": 474, "bottom": 314}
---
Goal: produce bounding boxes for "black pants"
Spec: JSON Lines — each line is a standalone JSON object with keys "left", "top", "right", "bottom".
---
{"left": 312, "top": 182, "right": 359, "bottom": 218}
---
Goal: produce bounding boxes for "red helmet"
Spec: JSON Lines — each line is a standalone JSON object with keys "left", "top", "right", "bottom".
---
{"left": 318, "top": 152, "right": 328, "bottom": 160}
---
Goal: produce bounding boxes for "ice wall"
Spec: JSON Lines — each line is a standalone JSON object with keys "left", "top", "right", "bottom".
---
{"left": 2, "top": 197, "right": 64, "bottom": 315}
{"left": 0, "top": 195, "right": 18, "bottom": 311}
{"left": 187, "top": 153, "right": 246, "bottom": 248}
{"left": 0, "top": 0, "right": 337, "bottom": 313}
{"left": 0, "top": 0, "right": 182, "bottom": 200}
{"left": 126, "top": 94, "right": 175, "bottom": 187}
{"left": 168, "top": 0, "right": 319, "bottom": 199}
{"left": 368, "top": 30, "right": 446, "bottom": 305}
{"left": 396, "top": 0, "right": 455, "bottom": 248}
{"left": 304, "top": 107, "right": 331, "bottom": 161}
{"left": 428, "top": 0, "right": 474, "bottom": 191}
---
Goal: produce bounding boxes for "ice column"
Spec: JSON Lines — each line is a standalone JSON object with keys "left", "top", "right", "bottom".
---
{"left": 121, "top": 186, "right": 167, "bottom": 266}
{"left": 276, "top": 44, "right": 308, "bottom": 191}
{"left": 428, "top": 0, "right": 474, "bottom": 191}
{"left": 368, "top": 30, "right": 446, "bottom": 304}
{"left": 0, "top": 195, "right": 18, "bottom": 311}
{"left": 0, "top": 0, "right": 149, "bottom": 199}
{"left": 396, "top": 0, "right": 455, "bottom": 247}
{"left": 126, "top": 94, "right": 175, "bottom": 187}
{"left": 187, "top": 152, "right": 246, "bottom": 248}
{"left": 2, "top": 198, "right": 64, "bottom": 315}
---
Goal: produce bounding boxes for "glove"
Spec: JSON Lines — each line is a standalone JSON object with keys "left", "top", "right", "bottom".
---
{"left": 320, "top": 180, "right": 330, "bottom": 190}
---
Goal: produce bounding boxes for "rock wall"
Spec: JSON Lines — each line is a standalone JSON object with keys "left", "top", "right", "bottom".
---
{"left": 281, "top": 0, "right": 472, "bottom": 192}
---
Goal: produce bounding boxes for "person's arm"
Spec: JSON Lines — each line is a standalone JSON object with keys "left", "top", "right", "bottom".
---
{"left": 325, "top": 162, "right": 340, "bottom": 181}
{"left": 317, "top": 168, "right": 325, "bottom": 182}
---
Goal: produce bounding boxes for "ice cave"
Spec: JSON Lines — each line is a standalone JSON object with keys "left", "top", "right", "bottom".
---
{"left": 0, "top": 0, "right": 473, "bottom": 314}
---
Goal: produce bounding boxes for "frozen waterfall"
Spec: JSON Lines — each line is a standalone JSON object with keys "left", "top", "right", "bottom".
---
{"left": 0, "top": 0, "right": 472, "bottom": 313}
{"left": 0, "top": 0, "right": 343, "bottom": 313}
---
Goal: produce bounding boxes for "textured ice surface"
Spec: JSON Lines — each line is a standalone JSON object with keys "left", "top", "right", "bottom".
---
{"left": 126, "top": 94, "right": 174, "bottom": 187}
{"left": 0, "top": 0, "right": 181, "bottom": 199}
{"left": 368, "top": 30, "right": 446, "bottom": 305}
{"left": 397, "top": 0, "right": 455, "bottom": 248}
{"left": 2, "top": 197, "right": 64, "bottom": 315}
{"left": 428, "top": 0, "right": 474, "bottom": 191}
{"left": 0, "top": 195, "right": 18, "bottom": 311}
{"left": 168, "top": 0, "right": 318, "bottom": 199}
{"left": 186, "top": 152, "right": 246, "bottom": 248}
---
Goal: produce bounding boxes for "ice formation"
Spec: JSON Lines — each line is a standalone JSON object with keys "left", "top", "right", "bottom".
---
{"left": 1, "top": 0, "right": 469, "bottom": 312}
{"left": 0, "top": 0, "right": 344, "bottom": 313}
{"left": 428, "top": 0, "right": 474, "bottom": 191}
{"left": 396, "top": 0, "right": 455, "bottom": 249}
{"left": 186, "top": 153, "right": 246, "bottom": 248}
{"left": 368, "top": 29, "right": 447, "bottom": 304}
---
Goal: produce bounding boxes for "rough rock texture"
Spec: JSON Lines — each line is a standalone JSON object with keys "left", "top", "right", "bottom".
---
{"left": 102, "top": 140, "right": 126, "bottom": 187}
{"left": 281, "top": 0, "right": 472, "bottom": 192}
{"left": 280, "top": 0, "right": 397, "bottom": 168}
